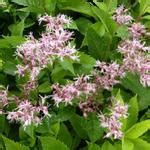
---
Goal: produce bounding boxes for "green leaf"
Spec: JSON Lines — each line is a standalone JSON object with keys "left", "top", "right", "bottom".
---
{"left": 2, "top": 135, "right": 29, "bottom": 150}
{"left": 139, "top": 0, "right": 150, "bottom": 15}
{"left": 86, "top": 23, "right": 111, "bottom": 60}
{"left": 0, "top": 36, "right": 25, "bottom": 49}
{"left": 122, "top": 73, "right": 150, "bottom": 110}
{"left": 88, "top": 143, "right": 101, "bottom": 150}
{"left": 115, "top": 89, "right": 124, "bottom": 104}
{"left": 11, "top": 0, "right": 28, "bottom": 6}
{"left": 103, "top": 0, "right": 117, "bottom": 12}
{"left": 9, "top": 20, "right": 25, "bottom": 36}
{"left": 3, "top": 61, "right": 16, "bottom": 76}
{"left": 38, "top": 81, "right": 52, "bottom": 93}
{"left": 58, "top": 123, "right": 72, "bottom": 148}
{"left": 75, "top": 52, "right": 96, "bottom": 74}
{"left": 57, "top": 0, "right": 94, "bottom": 17}
{"left": 59, "top": 58, "right": 75, "bottom": 75}
{"left": 0, "top": 115, "right": 5, "bottom": 132}
{"left": 91, "top": 6, "right": 117, "bottom": 35}
{"left": 116, "top": 26, "right": 130, "bottom": 40}
{"left": 70, "top": 114, "right": 88, "bottom": 139}
{"left": 101, "top": 141, "right": 115, "bottom": 150}
{"left": 132, "top": 138, "right": 150, "bottom": 150}
{"left": 85, "top": 116, "right": 103, "bottom": 142}
{"left": 122, "top": 138, "right": 134, "bottom": 150}
{"left": 56, "top": 107, "right": 75, "bottom": 122}
{"left": 40, "top": 136, "right": 69, "bottom": 150}
{"left": 75, "top": 17, "right": 92, "bottom": 35}
{"left": 126, "top": 96, "right": 138, "bottom": 130}
{"left": 125, "top": 120, "right": 150, "bottom": 139}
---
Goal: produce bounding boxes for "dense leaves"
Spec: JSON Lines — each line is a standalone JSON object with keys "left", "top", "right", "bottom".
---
{"left": 0, "top": 0, "right": 150, "bottom": 149}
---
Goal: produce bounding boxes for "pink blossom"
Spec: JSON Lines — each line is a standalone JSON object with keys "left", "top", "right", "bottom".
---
{"left": 129, "top": 23, "right": 146, "bottom": 38}
{"left": 99, "top": 101, "right": 128, "bottom": 139}
{"left": 0, "top": 88, "right": 8, "bottom": 107}
{"left": 94, "top": 61, "right": 125, "bottom": 90}
{"left": 52, "top": 75, "right": 96, "bottom": 106}
{"left": 7, "top": 99, "right": 50, "bottom": 128}
{"left": 113, "top": 5, "right": 132, "bottom": 25}
{"left": 16, "top": 14, "right": 78, "bottom": 81}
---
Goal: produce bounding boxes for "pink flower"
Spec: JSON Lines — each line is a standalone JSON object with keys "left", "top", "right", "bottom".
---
{"left": 94, "top": 61, "right": 124, "bottom": 90}
{"left": 0, "top": 88, "right": 8, "bottom": 107}
{"left": 113, "top": 5, "right": 132, "bottom": 25}
{"left": 129, "top": 23, "right": 146, "bottom": 38}
{"left": 99, "top": 101, "right": 128, "bottom": 139}
{"left": 52, "top": 75, "right": 96, "bottom": 106}
{"left": 7, "top": 99, "right": 50, "bottom": 128}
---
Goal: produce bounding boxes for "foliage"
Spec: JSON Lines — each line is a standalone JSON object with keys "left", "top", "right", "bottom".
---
{"left": 0, "top": 0, "right": 150, "bottom": 149}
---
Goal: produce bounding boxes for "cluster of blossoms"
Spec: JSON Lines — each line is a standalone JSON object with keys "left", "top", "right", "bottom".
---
{"left": 99, "top": 101, "right": 128, "bottom": 139}
{"left": 79, "top": 96, "right": 98, "bottom": 117}
{"left": 52, "top": 75, "right": 96, "bottom": 106}
{"left": 16, "top": 14, "right": 78, "bottom": 81}
{"left": 93, "top": 61, "right": 125, "bottom": 90}
{"left": 114, "top": 6, "right": 150, "bottom": 87}
{"left": 7, "top": 98, "right": 49, "bottom": 128}
{"left": 0, "top": 87, "right": 8, "bottom": 113}
{"left": 113, "top": 5, "right": 132, "bottom": 25}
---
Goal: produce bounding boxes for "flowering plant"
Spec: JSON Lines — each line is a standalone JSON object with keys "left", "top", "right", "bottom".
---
{"left": 0, "top": 0, "right": 150, "bottom": 149}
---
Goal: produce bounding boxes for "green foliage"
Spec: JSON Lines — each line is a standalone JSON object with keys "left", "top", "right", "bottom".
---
{"left": 0, "top": 0, "right": 150, "bottom": 149}
{"left": 40, "top": 136, "right": 69, "bottom": 150}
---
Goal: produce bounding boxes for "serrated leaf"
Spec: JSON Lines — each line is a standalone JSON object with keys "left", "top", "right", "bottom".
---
{"left": 101, "top": 141, "right": 115, "bottom": 150}
{"left": 57, "top": 0, "right": 94, "bottom": 17}
{"left": 70, "top": 114, "right": 88, "bottom": 139}
{"left": 58, "top": 123, "right": 72, "bottom": 148}
{"left": 3, "top": 61, "right": 16, "bottom": 76}
{"left": 122, "top": 138, "right": 134, "bottom": 150}
{"left": 2, "top": 135, "right": 29, "bottom": 150}
{"left": 122, "top": 73, "right": 150, "bottom": 110}
{"left": 133, "top": 138, "right": 150, "bottom": 150}
{"left": 86, "top": 23, "right": 111, "bottom": 60}
{"left": 125, "top": 120, "right": 150, "bottom": 139}
{"left": 40, "top": 136, "right": 69, "bottom": 150}
{"left": 91, "top": 6, "right": 117, "bottom": 35}
{"left": 59, "top": 58, "right": 75, "bottom": 75}
{"left": 9, "top": 20, "right": 25, "bottom": 36}
{"left": 86, "top": 116, "right": 103, "bottom": 142}
{"left": 88, "top": 143, "right": 101, "bottom": 150}
{"left": 126, "top": 96, "right": 138, "bottom": 130}
{"left": 38, "top": 81, "right": 51, "bottom": 93}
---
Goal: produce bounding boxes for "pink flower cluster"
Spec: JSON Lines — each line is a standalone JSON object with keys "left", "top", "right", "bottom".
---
{"left": 113, "top": 5, "right": 132, "bottom": 25}
{"left": 115, "top": 6, "right": 150, "bottom": 87}
{"left": 52, "top": 75, "right": 96, "bottom": 106}
{"left": 7, "top": 99, "right": 49, "bottom": 128}
{"left": 16, "top": 14, "right": 78, "bottom": 81}
{"left": 99, "top": 101, "right": 128, "bottom": 139}
{"left": 79, "top": 97, "right": 98, "bottom": 117}
{"left": 93, "top": 61, "right": 125, "bottom": 90}
{"left": 0, "top": 87, "right": 8, "bottom": 113}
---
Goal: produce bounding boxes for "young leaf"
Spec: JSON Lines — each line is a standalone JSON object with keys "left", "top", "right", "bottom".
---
{"left": 70, "top": 114, "right": 88, "bottom": 139}
{"left": 91, "top": 6, "right": 117, "bottom": 35}
{"left": 101, "top": 141, "right": 115, "bottom": 150}
{"left": 40, "top": 136, "right": 69, "bottom": 150}
{"left": 122, "top": 138, "right": 134, "bottom": 150}
{"left": 57, "top": 0, "right": 94, "bottom": 17}
{"left": 58, "top": 123, "right": 72, "bottom": 148}
{"left": 121, "top": 73, "right": 150, "bottom": 110}
{"left": 2, "top": 135, "right": 29, "bottom": 150}
{"left": 88, "top": 143, "right": 101, "bottom": 150}
{"left": 132, "top": 138, "right": 150, "bottom": 150}
{"left": 86, "top": 23, "right": 111, "bottom": 60}
{"left": 125, "top": 120, "right": 150, "bottom": 139}
{"left": 126, "top": 96, "right": 138, "bottom": 130}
